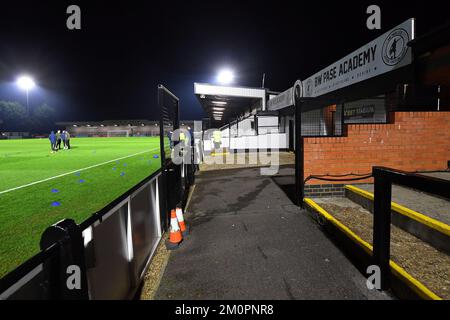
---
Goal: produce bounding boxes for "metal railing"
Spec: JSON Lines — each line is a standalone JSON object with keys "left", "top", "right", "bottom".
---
{"left": 372, "top": 167, "right": 450, "bottom": 290}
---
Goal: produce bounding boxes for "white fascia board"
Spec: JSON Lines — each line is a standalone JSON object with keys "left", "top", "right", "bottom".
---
{"left": 194, "top": 83, "right": 266, "bottom": 99}
{"left": 267, "top": 87, "right": 294, "bottom": 111}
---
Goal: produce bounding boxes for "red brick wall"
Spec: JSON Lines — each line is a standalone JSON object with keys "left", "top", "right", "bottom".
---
{"left": 304, "top": 112, "right": 450, "bottom": 185}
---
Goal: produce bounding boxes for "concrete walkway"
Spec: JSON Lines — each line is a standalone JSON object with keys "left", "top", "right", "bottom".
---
{"left": 155, "top": 166, "right": 390, "bottom": 300}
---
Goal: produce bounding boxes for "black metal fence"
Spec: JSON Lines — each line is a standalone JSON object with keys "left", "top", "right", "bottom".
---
{"left": 372, "top": 167, "right": 450, "bottom": 290}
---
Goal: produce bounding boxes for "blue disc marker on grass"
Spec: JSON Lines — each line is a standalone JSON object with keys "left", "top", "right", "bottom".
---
{"left": 51, "top": 189, "right": 59, "bottom": 193}
{"left": 112, "top": 167, "right": 117, "bottom": 170}
{"left": 79, "top": 179, "right": 85, "bottom": 183}
{"left": 120, "top": 172, "right": 126, "bottom": 177}
{"left": 153, "top": 155, "right": 159, "bottom": 159}
{"left": 51, "top": 201, "right": 61, "bottom": 207}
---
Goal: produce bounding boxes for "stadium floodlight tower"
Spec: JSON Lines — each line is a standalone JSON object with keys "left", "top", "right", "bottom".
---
{"left": 217, "top": 68, "right": 234, "bottom": 85}
{"left": 16, "top": 75, "right": 36, "bottom": 115}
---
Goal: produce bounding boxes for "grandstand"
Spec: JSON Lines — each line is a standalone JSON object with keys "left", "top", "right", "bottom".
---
{"left": 56, "top": 120, "right": 195, "bottom": 137}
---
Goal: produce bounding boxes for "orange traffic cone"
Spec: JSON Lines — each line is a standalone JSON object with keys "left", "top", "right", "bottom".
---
{"left": 176, "top": 207, "right": 189, "bottom": 236}
{"left": 166, "top": 209, "right": 182, "bottom": 250}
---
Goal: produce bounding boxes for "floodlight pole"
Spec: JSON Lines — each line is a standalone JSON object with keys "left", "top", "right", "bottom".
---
{"left": 16, "top": 75, "right": 34, "bottom": 115}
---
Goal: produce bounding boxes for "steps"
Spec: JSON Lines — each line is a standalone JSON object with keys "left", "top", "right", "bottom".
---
{"left": 304, "top": 184, "right": 450, "bottom": 300}
{"left": 345, "top": 185, "right": 450, "bottom": 255}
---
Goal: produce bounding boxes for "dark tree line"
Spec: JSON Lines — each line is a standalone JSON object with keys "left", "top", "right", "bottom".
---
{"left": 0, "top": 100, "right": 56, "bottom": 133}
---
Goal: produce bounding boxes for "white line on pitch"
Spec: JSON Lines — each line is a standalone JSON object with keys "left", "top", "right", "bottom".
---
{"left": 0, "top": 147, "right": 160, "bottom": 195}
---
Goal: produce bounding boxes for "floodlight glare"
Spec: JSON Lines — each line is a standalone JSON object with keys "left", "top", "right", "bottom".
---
{"left": 217, "top": 69, "right": 234, "bottom": 85}
{"left": 16, "top": 75, "right": 35, "bottom": 91}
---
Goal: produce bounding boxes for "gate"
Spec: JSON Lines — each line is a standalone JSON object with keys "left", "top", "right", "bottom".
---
{"left": 157, "top": 85, "right": 182, "bottom": 230}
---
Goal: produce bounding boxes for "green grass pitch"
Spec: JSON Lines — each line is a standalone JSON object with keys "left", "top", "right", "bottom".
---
{"left": 0, "top": 137, "right": 161, "bottom": 278}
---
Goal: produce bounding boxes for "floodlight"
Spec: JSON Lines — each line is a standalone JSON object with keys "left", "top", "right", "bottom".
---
{"left": 217, "top": 69, "right": 234, "bottom": 85}
{"left": 16, "top": 75, "right": 35, "bottom": 91}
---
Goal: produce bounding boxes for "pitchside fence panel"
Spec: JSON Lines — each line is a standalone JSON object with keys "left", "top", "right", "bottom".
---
{"left": 83, "top": 174, "right": 162, "bottom": 299}
{"left": 0, "top": 170, "right": 163, "bottom": 300}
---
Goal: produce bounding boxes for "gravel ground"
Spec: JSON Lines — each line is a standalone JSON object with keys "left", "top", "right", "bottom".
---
{"left": 139, "top": 239, "right": 171, "bottom": 300}
{"left": 316, "top": 198, "right": 450, "bottom": 299}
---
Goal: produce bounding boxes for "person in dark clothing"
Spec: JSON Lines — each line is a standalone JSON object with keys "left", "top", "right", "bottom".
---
{"left": 49, "top": 131, "right": 56, "bottom": 153}
{"left": 168, "top": 131, "right": 173, "bottom": 149}
{"left": 186, "top": 126, "right": 199, "bottom": 172}
{"left": 64, "top": 131, "right": 71, "bottom": 149}
{"left": 61, "top": 131, "right": 66, "bottom": 149}
{"left": 56, "top": 130, "right": 62, "bottom": 150}
{"left": 188, "top": 126, "right": 194, "bottom": 147}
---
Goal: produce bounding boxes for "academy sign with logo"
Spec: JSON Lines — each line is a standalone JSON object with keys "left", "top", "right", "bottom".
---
{"left": 302, "top": 18, "right": 415, "bottom": 98}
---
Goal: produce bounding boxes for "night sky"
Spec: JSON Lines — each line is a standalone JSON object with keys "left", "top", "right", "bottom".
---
{"left": 0, "top": 0, "right": 448, "bottom": 122}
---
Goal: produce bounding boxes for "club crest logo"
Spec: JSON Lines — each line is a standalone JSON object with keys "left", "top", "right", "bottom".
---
{"left": 382, "top": 28, "right": 409, "bottom": 66}
{"left": 305, "top": 78, "right": 313, "bottom": 97}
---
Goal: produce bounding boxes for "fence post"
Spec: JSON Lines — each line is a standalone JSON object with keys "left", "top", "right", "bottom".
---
{"left": 294, "top": 85, "right": 304, "bottom": 207}
{"left": 40, "top": 219, "right": 89, "bottom": 300}
{"left": 372, "top": 167, "right": 392, "bottom": 290}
